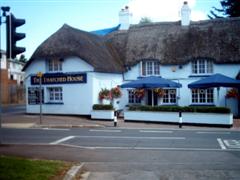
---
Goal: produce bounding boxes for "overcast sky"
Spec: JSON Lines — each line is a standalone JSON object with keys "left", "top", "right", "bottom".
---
{"left": 1, "top": 0, "right": 220, "bottom": 59}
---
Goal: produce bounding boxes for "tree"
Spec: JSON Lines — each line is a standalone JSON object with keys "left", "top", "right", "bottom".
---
{"left": 18, "top": 54, "right": 27, "bottom": 63}
{"left": 139, "top": 17, "right": 152, "bottom": 24}
{"left": 208, "top": 0, "right": 240, "bottom": 19}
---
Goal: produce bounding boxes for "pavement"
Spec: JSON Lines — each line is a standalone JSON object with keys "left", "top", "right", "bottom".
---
{"left": 2, "top": 111, "right": 240, "bottom": 130}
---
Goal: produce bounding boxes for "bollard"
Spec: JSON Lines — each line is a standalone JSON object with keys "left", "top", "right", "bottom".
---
{"left": 179, "top": 111, "right": 182, "bottom": 128}
{"left": 114, "top": 111, "right": 117, "bottom": 127}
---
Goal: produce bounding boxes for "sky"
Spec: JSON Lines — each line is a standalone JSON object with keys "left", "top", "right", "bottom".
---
{"left": 0, "top": 0, "right": 221, "bottom": 59}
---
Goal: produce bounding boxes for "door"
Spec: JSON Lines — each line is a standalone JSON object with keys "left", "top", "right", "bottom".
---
{"left": 147, "top": 89, "right": 158, "bottom": 106}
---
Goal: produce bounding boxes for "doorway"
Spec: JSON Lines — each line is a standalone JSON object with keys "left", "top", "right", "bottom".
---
{"left": 147, "top": 89, "right": 158, "bottom": 106}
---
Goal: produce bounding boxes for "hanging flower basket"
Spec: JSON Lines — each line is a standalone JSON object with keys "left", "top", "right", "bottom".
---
{"left": 154, "top": 88, "right": 165, "bottom": 98}
{"left": 99, "top": 88, "right": 111, "bottom": 100}
{"left": 111, "top": 86, "right": 122, "bottom": 99}
{"left": 134, "top": 89, "right": 145, "bottom": 99}
{"left": 226, "top": 88, "right": 240, "bottom": 99}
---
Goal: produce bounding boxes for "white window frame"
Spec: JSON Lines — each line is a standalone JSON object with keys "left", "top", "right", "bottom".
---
{"left": 141, "top": 61, "right": 160, "bottom": 76}
{"left": 191, "top": 59, "right": 213, "bottom": 75}
{"left": 48, "top": 59, "right": 62, "bottom": 72}
{"left": 128, "top": 90, "right": 141, "bottom": 104}
{"left": 47, "top": 87, "right": 63, "bottom": 103}
{"left": 162, "top": 89, "right": 177, "bottom": 105}
{"left": 191, "top": 88, "right": 214, "bottom": 105}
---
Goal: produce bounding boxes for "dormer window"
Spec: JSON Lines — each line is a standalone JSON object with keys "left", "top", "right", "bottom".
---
{"left": 48, "top": 59, "right": 62, "bottom": 72}
{"left": 191, "top": 59, "right": 213, "bottom": 75}
{"left": 141, "top": 61, "right": 160, "bottom": 76}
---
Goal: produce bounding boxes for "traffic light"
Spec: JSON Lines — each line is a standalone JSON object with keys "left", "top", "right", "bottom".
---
{"left": 6, "top": 13, "right": 25, "bottom": 59}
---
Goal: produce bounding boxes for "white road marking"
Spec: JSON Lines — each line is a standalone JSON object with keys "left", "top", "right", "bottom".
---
{"left": 217, "top": 138, "right": 226, "bottom": 150}
{"left": 197, "top": 131, "right": 230, "bottom": 134}
{"left": 50, "top": 136, "right": 75, "bottom": 145}
{"left": 223, "top": 140, "right": 240, "bottom": 149}
{"left": 140, "top": 130, "right": 173, "bottom": 133}
{"left": 76, "top": 135, "right": 185, "bottom": 140}
{"left": 42, "top": 128, "right": 70, "bottom": 131}
{"left": 61, "top": 144, "right": 240, "bottom": 151}
{"left": 89, "top": 129, "right": 122, "bottom": 133}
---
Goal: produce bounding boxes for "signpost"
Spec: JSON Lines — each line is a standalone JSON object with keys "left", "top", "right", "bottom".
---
{"left": 37, "top": 72, "right": 43, "bottom": 124}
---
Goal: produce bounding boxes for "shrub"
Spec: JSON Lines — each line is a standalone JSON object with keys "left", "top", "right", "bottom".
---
{"left": 128, "top": 105, "right": 230, "bottom": 114}
{"left": 92, "top": 104, "right": 114, "bottom": 110}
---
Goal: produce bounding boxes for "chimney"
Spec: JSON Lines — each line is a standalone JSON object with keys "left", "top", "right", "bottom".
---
{"left": 181, "top": 1, "right": 191, "bottom": 26}
{"left": 119, "top": 6, "right": 132, "bottom": 30}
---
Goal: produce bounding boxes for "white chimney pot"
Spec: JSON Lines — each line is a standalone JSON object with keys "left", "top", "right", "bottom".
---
{"left": 181, "top": 1, "right": 191, "bottom": 26}
{"left": 119, "top": 6, "right": 132, "bottom": 30}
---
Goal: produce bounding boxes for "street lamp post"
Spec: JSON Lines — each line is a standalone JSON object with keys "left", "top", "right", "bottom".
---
{"left": 37, "top": 72, "right": 43, "bottom": 125}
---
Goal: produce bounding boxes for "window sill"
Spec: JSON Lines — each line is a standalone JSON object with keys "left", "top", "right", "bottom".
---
{"left": 190, "top": 104, "right": 215, "bottom": 106}
{"left": 189, "top": 74, "right": 213, "bottom": 78}
{"left": 45, "top": 102, "right": 64, "bottom": 105}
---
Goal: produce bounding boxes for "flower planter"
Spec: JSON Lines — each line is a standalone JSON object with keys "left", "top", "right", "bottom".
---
{"left": 124, "top": 111, "right": 233, "bottom": 125}
{"left": 124, "top": 111, "right": 179, "bottom": 123}
{"left": 102, "top": 99, "right": 111, "bottom": 105}
{"left": 182, "top": 112, "right": 233, "bottom": 125}
{"left": 91, "top": 110, "right": 114, "bottom": 120}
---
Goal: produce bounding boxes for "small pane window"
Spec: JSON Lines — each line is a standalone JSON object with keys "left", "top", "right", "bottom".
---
{"left": 141, "top": 61, "right": 160, "bottom": 76}
{"left": 48, "top": 87, "right": 63, "bottom": 102}
{"left": 128, "top": 90, "right": 141, "bottom": 104}
{"left": 48, "top": 59, "right": 62, "bottom": 72}
{"left": 147, "top": 62, "right": 152, "bottom": 75}
{"left": 163, "top": 89, "right": 176, "bottom": 104}
{"left": 192, "top": 59, "right": 213, "bottom": 75}
{"left": 191, "top": 88, "right": 214, "bottom": 104}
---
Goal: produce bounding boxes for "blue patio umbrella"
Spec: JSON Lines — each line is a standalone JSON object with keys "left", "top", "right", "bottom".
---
{"left": 121, "top": 76, "right": 182, "bottom": 106}
{"left": 188, "top": 73, "right": 240, "bottom": 89}
{"left": 121, "top": 76, "right": 182, "bottom": 88}
{"left": 188, "top": 73, "right": 240, "bottom": 106}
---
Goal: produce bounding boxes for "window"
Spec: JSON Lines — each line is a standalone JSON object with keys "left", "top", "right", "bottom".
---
{"left": 163, "top": 89, "right": 177, "bottom": 104}
{"left": 128, "top": 90, "right": 141, "bottom": 104}
{"left": 142, "top": 61, "right": 160, "bottom": 76}
{"left": 47, "top": 87, "right": 63, "bottom": 103}
{"left": 48, "top": 59, "right": 62, "bottom": 72}
{"left": 191, "top": 60, "right": 213, "bottom": 75}
{"left": 191, "top": 88, "right": 214, "bottom": 104}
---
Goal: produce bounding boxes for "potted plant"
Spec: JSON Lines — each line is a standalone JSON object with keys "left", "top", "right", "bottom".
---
{"left": 99, "top": 88, "right": 111, "bottom": 104}
{"left": 154, "top": 88, "right": 165, "bottom": 105}
{"left": 226, "top": 88, "right": 239, "bottom": 99}
{"left": 111, "top": 86, "right": 122, "bottom": 99}
{"left": 134, "top": 89, "right": 145, "bottom": 99}
{"left": 110, "top": 86, "right": 122, "bottom": 110}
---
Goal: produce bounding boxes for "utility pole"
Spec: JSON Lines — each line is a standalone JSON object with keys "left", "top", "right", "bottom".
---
{"left": 0, "top": 6, "right": 10, "bottom": 143}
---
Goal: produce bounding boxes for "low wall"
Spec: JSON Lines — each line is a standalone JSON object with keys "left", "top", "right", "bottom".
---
{"left": 91, "top": 110, "right": 114, "bottom": 120}
{"left": 124, "top": 111, "right": 233, "bottom": 125}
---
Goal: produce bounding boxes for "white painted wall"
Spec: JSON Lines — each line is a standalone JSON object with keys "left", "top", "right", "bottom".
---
{"left": 0, "top": 53, "right": 7, "bottom": 69}
{"left": 25, "top": 56, "right": 124, "bottom": 115}
{"left": 92, "top": 72, "right": 123, "bottom": 110}
{"left": 122, "top": 62, "right": 240, "bottom": 115}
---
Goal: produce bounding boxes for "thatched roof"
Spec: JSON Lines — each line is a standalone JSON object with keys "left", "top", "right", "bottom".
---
{"left": 24, "top": 17, "right": 240, "bottom": 72}
{"left": 105, "top": 17, "right": 240, "bottom": 67}
{"left": 23, "top": 24, "right": 123, "bottom": 73}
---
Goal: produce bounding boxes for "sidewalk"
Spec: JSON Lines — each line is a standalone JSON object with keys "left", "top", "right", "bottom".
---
{"left": 2, "top": 112, "right": 240, "bottom": 130}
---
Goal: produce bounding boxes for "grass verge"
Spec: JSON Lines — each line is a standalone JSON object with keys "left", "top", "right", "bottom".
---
{"left": 0, "top": 155, "right": 72, "bottom": 180}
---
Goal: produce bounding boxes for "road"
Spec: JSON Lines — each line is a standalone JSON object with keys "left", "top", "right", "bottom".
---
{"left": 1, "top": 127, "right": 240, "bottom": 179}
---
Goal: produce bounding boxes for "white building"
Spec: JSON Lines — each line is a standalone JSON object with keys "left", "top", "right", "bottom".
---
{"left": 23, "top": 4, "right": 240, "bottom": 117}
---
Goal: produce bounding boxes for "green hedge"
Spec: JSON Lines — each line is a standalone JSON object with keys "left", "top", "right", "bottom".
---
{"left": 128, "top": 105, "right": 230, "bottom": 114}
{"left": 92, "top": 104, "right": 114, "bottom": 110}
